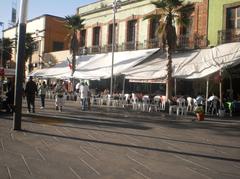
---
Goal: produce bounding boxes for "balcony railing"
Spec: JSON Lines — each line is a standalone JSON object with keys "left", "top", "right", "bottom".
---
{"left": 218, "top": 29, "right": 240, "bottom": 44}
{"left": 77, "top": 35, "right": 207, "bottom": 55}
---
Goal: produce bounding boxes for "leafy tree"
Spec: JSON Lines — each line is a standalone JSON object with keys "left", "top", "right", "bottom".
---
{"left": 0, "top": 38, "right": 14, "bottom": 68}
{"left": 144, "top": 0, "right": 194, "bottom": 100}
{"left": 65, "top": 15, "right": 85, "bottom": 76}
{"left": 24, "top": 33, "right": 35, "bottom": 73}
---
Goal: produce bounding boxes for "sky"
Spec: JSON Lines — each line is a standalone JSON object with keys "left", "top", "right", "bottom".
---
{"left": 0, "top": 0, "right": 96, "bottom": 30}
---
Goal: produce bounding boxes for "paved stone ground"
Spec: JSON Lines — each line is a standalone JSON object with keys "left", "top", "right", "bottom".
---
{"left": 0, "top": 98, "right": 240, "bottom": 179}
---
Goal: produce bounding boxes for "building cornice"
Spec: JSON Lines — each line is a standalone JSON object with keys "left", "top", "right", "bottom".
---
{"left": 77, "top": 0, "right": 145, "bottom": 17}
{"left": 3, "top": 14, "right": 65, "bottom": 32}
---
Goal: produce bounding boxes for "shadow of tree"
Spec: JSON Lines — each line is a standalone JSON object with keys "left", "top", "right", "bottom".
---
{"left": 22, "top": 129, "right": 240, "bottom": 163}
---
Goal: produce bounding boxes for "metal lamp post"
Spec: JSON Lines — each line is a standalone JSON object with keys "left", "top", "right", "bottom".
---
{"left": 0, "top": 22, "right": 4, "bottom": 67}
{"left": 110, "top": 0, "right": 121, "bottom": 96}
{"left": 13, "top": 0, "right": 28, "bottom": 130}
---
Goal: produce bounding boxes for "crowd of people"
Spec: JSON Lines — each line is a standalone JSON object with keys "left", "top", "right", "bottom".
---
{"left": 1, "top": 76, "right": 239, "bottom": 117}
{"left": 2, "top": 77, "right": 92, "bottom": 113}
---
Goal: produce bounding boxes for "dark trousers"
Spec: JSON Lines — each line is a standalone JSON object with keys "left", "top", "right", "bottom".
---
{"left": 26, "top": 94, "right": 35, "bottom": 112}
{"left": 81, "top": 98, "right": 87, "bottom": 110}
{"left": 40, "top": 94, "right": 45, "bottom": 107}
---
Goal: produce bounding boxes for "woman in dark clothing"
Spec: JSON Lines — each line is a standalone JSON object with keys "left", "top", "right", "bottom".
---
{"left": 6, "top": 81, "right": 14, "bottom": 113}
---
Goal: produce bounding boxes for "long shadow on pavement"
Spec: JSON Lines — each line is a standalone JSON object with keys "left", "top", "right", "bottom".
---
{"left": 22, "top": 129, "right": 240, "bottom": 163}
{"left": 25, "top": 115, "right": 152, "bottom": 131}
{"left": 24, "top": 117, "right": 240, "bottom": 150}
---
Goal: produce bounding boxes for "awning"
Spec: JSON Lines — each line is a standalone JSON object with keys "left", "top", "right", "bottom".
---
{"left": 124, "top": 42, "right": 240, "bottom": 80}
{"left": 30, "top": 54, "right": 105, "bottom": 78}
{"left": 73, "top": 48, "right": 159, "bottom": 80}
{"left": 30, "top": 48, "right": 159, "bottom": 79}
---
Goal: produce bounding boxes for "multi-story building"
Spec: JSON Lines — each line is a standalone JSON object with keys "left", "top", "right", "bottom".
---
{"left": 3, "top": 14, "right": 70, "bottom": 69}
{"left": 208, "top": 0, "right": 240, "bottom": 45}
{"left": 76, "top": 0, "right": 208, "bottom": 55}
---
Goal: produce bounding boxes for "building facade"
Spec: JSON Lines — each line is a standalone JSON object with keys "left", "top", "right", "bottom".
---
{"left": 76, "top": 0, "right": 208, "bottom": 55}
{"left": 208, "top": 0, "right": 240, "bottom": 45}
{"left": 3, "top": 14, "right": 70, "bottom": 69}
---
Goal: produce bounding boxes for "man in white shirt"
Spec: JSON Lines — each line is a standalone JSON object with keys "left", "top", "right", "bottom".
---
{"left": 80, "top": 82, "right": 89, "bottom": 110}
{"left": 75, "top": 82, "right": 81, "bottom": 93}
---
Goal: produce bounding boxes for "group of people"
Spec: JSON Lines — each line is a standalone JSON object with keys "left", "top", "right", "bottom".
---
{"left": 24, "top": 77, "right": 67, "bottom": 113}
{"left": 23, "top": 77, "right": 91, "bottom": 113}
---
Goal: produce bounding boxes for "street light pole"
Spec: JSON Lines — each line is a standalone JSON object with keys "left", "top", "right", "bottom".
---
{"left": 13, "top": 0, "right": 28, "bottom": 130}
{"left": 0, "top": 22, "right": 4, "bottom": 67}
{"left": 110, "top": 0, "right": 121, "bottom": 96}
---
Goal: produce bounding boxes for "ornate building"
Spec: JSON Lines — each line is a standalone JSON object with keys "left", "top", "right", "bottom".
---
{"left": 76, "top": 0, "right": 208, "bottom": 55}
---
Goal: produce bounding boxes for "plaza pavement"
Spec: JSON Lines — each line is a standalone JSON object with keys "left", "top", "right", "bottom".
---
{"left": 0, "top": 98, "right": 240, "bottom": 179}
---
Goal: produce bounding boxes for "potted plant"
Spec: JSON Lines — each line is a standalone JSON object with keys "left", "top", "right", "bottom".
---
{"left": 194, "top": 106, "right": 204, "bottom": 121}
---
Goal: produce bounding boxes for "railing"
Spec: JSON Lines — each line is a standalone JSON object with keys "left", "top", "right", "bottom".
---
{"left": 78, "top": 35, "right": 208, "bottom": 55}
{"left": 218, "top": 29, "right": 240, "bottom": 44}
{"left": 144, "top": 38, "right": 162, "bottom": 49}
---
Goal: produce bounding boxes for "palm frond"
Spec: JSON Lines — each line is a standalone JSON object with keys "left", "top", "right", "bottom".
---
{"left": 65, "top": 15, "right": 85, "bottom": 30}
{"left": 176, "top": 17, "right": 191, "bottom": 27}
{"left": 151, "top": 0, "right": 167, "bottom": 8}
{"left": 175, "top": 2, "right": 195, "bottom": 16}
{"left": 143, "top": 13, "right": 162, "bottom": 21}
{"left": 167, "top": 0, "right": 184, "bottom": 8}
{"left": 151, "top": 0, "right": 169, "bottom": 12}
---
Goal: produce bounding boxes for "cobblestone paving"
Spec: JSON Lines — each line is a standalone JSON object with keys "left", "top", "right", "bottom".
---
{"left": 0, "top": 99, "right": 240, "bottom": 178}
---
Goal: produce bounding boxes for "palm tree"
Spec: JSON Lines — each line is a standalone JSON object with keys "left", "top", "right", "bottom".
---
{"left": 65, "top": 15, "right": 85, "bottom": 76}
{"left": 0, "top": 38, "right": 14, "bottom": 68}
{"left": 24, "top": 33, "right": 35, "bottom": 73}
{"left": 144, "top": 0, "right": 194, "bottom": 100}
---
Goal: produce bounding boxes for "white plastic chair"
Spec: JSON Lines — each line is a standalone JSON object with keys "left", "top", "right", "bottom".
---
{"left": 169, "top": 99, "right": 177, "bottom": 115}
{"left": 122, "top": 94, "right": 130, "bottom": 108}
{"left": 176, "top": 97, "right": 187, "bottom": 116}
{"left": 151, "top": 95, "right": 161, "bottom": 112}
{"left": 160, "top": 96, "right": 167, "bottom": 110}
{"left": 131, "top": 93, "right": 138, "bottom": 110}
{"left": 187, "top": 97, "right": 193, "bottom": 112}
{"left": 142, "top": 95, "right": 150, "bottom": 112}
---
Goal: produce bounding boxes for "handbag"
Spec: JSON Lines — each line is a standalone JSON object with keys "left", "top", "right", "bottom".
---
{"left": 57, "top": 94, "right": 63, "bottom": 98}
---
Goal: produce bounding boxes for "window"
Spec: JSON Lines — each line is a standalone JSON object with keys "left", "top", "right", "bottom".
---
{"left": 226, "top": 6, "right": 240, "bottom": 29}
{"left": 93, "top": 26, "right": 100, "bottom": 46}
{"left": 52, "top": 41, "right": 64, "bottom": 52}
{"left": 80, "top": 29, "right": 86, "bottom": 47}
{"left": 127, "top": 20, "right": 137, "bottom": 42}
{"left": 108, "top": 24, "right": 113, "bottom": 45}
{"left": 108, "top": 23, "right": 118, "bottom": 45}
{"left": 149, "top": 18, "right": 159, "bottom": 39}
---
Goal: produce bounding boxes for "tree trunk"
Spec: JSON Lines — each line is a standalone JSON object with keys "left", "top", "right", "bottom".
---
{"left": 71, "top": 52, "right": 76, "bottom": 77}
{"left": 166, "top": 45, "right": 172, "bottom": 100}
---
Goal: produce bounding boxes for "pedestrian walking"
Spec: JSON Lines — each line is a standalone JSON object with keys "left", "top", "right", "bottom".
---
{"left": 79, "top": 82, "right": 89, "bottom": 110}
{"left": 75, "top": 81, "right": 80, "bottom": 93}
{"left": 25, "top": 76, "right": 37, "bottom": 113}
{"left": 55, "top": 79, "right": 66, "bottom": 112}
{"left": 5, "top": 80, "right": 15, "bottom": 113}
{"left": 38, "top": 81, "right": 47, "bottom": 109}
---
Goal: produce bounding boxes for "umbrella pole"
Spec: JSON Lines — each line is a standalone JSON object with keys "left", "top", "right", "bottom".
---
{"left": 219, "top": 70, "right": 222, "bottom": 107}
{"left": 174, "top": 78, "right": 177, "bottom": 96}
{"left": 122, "top": 76, "right": 125, "bottom": 94}
{"left": 205, "top": 77, "right": 209, "bottom": 113}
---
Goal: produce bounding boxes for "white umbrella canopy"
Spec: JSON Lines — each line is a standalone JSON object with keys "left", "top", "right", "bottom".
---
{"left": 29, "top": 54, "right": 101, "bottom": 79}
{"left": 174, "top": 42, "right": 240, "bottom": 79}
{"left": 124, "top": 57, "right": 168, "bottom": 80}
{"left": 29, "top": 59, "right": 72, "bottom": 78}
{"left": 124, "top": 42, "right": 240, "bottom": 80}
{"left": 73, "top": 48, "right": 159, "bottom": 80}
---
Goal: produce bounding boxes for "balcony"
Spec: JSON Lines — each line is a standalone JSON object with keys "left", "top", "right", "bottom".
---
{"left": 77, "top": 35, "right": 207, "bottom": 55}
{"left": 218, "top": 29, "right": 240, "bottom": 44}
